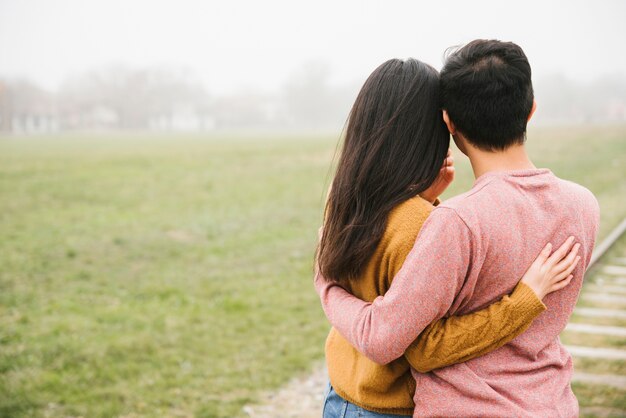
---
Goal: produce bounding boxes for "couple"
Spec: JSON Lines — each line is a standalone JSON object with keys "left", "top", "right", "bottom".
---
{"left": 314, "top": 39, "right": 600, "bottom": 417}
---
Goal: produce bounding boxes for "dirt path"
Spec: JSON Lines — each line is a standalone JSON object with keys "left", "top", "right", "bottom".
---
{"left": 243, "top": 363, "right": 327, "bottom": 418}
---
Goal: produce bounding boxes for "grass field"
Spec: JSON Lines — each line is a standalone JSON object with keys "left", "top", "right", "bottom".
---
{"left": 1, "top": 125, "right": 625, "bottom": 417}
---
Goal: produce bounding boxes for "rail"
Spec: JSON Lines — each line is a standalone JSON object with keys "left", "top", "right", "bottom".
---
{"left": 588, "top": 217, "right": 626, "bottom": 268}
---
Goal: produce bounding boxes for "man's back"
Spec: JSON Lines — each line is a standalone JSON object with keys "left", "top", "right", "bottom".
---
{"left": 411, "top": 168, "right": 599, "bottom": 417}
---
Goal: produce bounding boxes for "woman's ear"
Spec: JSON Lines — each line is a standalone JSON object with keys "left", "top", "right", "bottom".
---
{"left": 442, "top": 110, "right": 456, "bottom": 135}
{"left": 527, "top": 100, "right": 537, "bottom": 122}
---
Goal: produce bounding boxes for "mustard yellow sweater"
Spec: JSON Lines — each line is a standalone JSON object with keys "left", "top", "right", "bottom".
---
{"left": 325, "top": 195, "right": 546, "bottom": 415}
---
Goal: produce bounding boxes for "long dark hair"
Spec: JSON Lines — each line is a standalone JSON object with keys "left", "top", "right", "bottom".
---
{"left": 317, "top": 58, "right": 449, "bottom": 283}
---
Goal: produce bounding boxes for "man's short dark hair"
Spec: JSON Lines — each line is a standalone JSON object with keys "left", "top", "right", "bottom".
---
{"left": 440, "top": 39, "right": 534, "bottom": 151}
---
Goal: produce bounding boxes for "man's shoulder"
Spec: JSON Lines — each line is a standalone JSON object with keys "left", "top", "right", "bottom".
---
{"left": 527, "top": 172, "right": 597, "bottom": 214}
{"left": 553, "top": 177, "right": 601, "bottom": 224}
{"left": 555, "top": 177, "right": 598, "bottom": 204}
{"left": 438, "top": 172, "right": 599, "bottom": 225}
{"left": 436, "top": 176, "right": 498, "bottom": 213}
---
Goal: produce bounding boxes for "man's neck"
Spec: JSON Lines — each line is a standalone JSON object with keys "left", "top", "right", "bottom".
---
{"left": 466, "top": 143, "right": 536, "bottom": 179}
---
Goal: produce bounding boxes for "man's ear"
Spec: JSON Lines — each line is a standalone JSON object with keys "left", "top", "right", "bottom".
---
{"left": 527, "top": 100, "right": 537, "bottom": 122}
{"left": 442, "top": 110, "right": 456, "bottom": 135}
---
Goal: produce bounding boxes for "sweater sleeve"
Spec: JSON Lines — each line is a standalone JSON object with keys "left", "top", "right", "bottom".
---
{"left": 404, "top": 282, "right": 546, "bottom": 373}
{"left": 315, "top": 207, "right": 473, "bottom": 365}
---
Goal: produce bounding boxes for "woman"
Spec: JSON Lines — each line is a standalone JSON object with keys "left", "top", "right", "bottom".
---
{"left": 316, "top": 58, "right": 579, "bottom": 417}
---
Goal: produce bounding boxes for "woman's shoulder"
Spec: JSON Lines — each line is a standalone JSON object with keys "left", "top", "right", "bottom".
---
{"left": 389, "top": 194, "right": 434, "bottom": 223}
{"left": 382, "top": 195, "right": 434, "bottom": 245}
{"left": 372, "top": 196, "right": 434, "bottom": 283}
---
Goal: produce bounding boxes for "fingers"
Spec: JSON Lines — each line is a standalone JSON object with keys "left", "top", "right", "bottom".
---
{"left": 553, "top": 255, "right": 581, "bottom": 283}
{"left": 528, "top": 242, "right": 552, "bottom": 273}
{"left": 550, "top": 274, "right": 574, "bottom": 292}
{"left": 545, "top": 236, "right": 575, "bottom": 268}
{"left": 537, "top": 242, "right": 553, "bottom": 264}
{"left": 552, "top": 243, "right": 581, "bottom": 275}
{"left": 441, "top": 149, "right": 454, "bottom": 169}
{"left": 434, "top": 164, "right": 455, "bottom": 186}
{"left": 547, "top": 248, "right": 581, "bottom": 295}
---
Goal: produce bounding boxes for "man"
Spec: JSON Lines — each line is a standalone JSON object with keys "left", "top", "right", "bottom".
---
{"left": 316, "top": 39, "right": 600, "bottom": 417}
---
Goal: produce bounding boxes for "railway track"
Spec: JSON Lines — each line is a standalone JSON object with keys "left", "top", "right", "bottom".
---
{"left": 564, "top": 218, "right": 626, "bottom": 417}
{"left": 588, "top": 218, "right": 626, "bottom": 268}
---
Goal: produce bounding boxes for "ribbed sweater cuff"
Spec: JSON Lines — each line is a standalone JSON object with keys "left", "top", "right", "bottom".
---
{"left": 511, "top": 282, "right": 547, "bottom": 315}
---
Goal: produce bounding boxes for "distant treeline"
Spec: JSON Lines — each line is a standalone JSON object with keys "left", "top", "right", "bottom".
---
{"left": 1, "top": 66, "right": 625, "bottom": 134}
{"left": 534, "top": 74, "right": 626, "bottom": 125}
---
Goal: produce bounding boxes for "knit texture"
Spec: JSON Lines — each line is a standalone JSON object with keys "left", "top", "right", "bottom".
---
{"left": 325, "top": 195, "right": 546, "bottom": 415}
{"left": 318, "top": 169, "right": 600, "bottom": 417}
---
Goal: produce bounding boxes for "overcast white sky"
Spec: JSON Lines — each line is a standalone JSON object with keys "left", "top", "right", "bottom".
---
{"left": 1, "top": 0, "right": 625, "bottom": 94}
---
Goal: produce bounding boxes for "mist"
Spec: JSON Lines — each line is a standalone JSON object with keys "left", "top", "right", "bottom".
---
{"left": 1, "top": 0, "right": 625, "bottom": 133}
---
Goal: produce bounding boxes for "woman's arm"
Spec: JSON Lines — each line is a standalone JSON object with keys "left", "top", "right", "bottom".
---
{"left": 404, "top": 282, "right": 542, "bottom": 373}
{"left": 404, "top": 239, "right": 580, "bottom": 373}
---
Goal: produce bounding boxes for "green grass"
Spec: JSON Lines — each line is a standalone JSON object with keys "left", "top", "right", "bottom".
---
{"left": 576, "top": 300, "right": 626, "bottom": 310}
{"left": 561, "top": 332, "right": 626, "bottom": 349}
{"left": 574, "top": 358, "right": 626, "bottom": 376}
{"left": 0, "top": 134, "right": 334, "bottom": 417}
{"left": 569, "top": 314, "right": 626, "bottom": 328}
{"left": 574, "top": 382, "right": 626, "bottom": 415}
{"left": 0, "top": 126, "right": 625, "bottom": 417}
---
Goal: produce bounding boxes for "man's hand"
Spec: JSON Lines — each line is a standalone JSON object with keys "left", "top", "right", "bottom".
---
{"left": 420, "top": 149, "right": 455, "bottom": 204}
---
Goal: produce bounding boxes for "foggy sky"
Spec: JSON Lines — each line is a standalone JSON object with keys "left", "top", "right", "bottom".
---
{"left": 1, "top": 0, "right": 625, "bottom": 94}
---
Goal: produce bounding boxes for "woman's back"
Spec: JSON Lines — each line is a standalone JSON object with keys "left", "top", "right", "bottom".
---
{"left": 325, "top": 195, "right": 434, "bottom": 416}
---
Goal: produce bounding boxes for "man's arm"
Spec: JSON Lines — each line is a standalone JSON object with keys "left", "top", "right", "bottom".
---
{"left": 315, "top": 208, "right": 472, "bottom": 364}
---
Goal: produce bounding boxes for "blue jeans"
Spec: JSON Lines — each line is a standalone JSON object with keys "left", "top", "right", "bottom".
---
{"left": 322, "top": 384, "right": 411, "bottom": 418}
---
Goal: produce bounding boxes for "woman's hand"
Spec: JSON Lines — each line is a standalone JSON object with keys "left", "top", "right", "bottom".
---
{"left": 521, "top": 236, "right": 581, "bottom": 300}
{"left": 420, "top": 149, "right": 455, "bottom": 204}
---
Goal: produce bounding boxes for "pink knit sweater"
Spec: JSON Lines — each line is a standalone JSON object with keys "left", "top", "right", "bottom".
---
{"left": 317, "top": 169, "right": 599, "bottom": 417}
